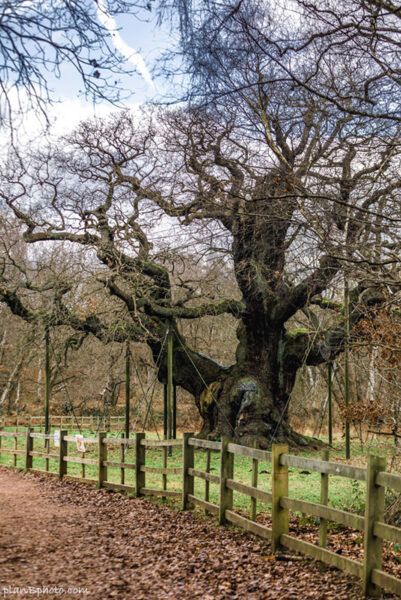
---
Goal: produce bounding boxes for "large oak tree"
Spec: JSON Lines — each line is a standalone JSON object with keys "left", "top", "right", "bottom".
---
{"left": 2, "top": 0, "right": 401, "bottom": 445}
{"left": 1, "top": 94, "right": 400, "bottom": 445}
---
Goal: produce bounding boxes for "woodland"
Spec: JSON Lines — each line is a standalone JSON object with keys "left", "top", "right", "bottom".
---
{"left": 1, "top": 0, "right": 401, "bottom": 448}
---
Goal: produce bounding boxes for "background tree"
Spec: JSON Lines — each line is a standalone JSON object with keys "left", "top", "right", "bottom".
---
{"left": 159, "top": 0, "right": 401, "bottom": 122}
{"left": 288, "top": 0, "right": 401, "bottom": 122}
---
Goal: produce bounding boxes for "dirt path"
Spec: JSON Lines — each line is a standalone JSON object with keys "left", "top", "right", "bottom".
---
{"left": 0, "top": 468, "right": 367, "bottom": 600}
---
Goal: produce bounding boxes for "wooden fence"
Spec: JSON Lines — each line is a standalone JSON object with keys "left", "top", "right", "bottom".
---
{"left": 0, "top": 428, "right": 400, "bottom": 598}
{"left": 0, "top": 415, "right": 127, "bottom": 431}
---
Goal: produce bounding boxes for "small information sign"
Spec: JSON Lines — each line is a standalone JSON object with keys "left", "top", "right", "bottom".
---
{"left": 76, "top": 434, "right": 86, "bottom": 453}
{"left": 54, "top": 430, "right": 60, "bottom": 448}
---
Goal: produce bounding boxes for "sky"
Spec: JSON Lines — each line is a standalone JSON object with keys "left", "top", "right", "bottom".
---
{"left": 96, "top": 0, "right": 155, "bottom": 89}
{"left": 20, "top": 4, "right": 175, "bottom": 141}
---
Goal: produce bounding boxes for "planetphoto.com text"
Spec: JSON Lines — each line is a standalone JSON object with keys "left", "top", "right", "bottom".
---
{"left": 2, "top": 587, "right": 90, "bottom": 597}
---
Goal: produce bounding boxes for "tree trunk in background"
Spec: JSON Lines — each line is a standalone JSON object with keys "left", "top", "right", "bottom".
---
{"left": 0, "top": 357, "right": 24, "bottom": 413}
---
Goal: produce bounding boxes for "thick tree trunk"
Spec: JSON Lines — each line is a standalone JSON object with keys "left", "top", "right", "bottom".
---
{"left": 195, "top": 365, "right": 309, "bottom": 448}
{"left": 192, "top": 320, "right": 310, "bottom": 448}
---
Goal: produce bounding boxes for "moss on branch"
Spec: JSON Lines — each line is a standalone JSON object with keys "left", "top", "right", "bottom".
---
{"left": 144, "top": 298, "right": 244, "bottom": 320}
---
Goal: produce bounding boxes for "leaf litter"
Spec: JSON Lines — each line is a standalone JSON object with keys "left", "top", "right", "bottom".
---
{"left": 0, "top": 467, "right": 399, "bottom": 599}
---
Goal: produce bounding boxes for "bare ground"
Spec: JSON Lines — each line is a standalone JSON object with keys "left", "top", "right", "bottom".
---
{"left": 0, "top": 467, "right": 379, "bottom": 599}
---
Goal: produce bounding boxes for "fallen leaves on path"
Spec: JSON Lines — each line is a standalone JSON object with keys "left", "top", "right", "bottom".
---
{"left": 0, "top": 468, "right": 397, "bottom": 599}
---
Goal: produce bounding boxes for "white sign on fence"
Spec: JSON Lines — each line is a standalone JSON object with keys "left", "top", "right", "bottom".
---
{"left": 54, "top": 430, "right": 60, "bottom": 448}
{"left": 76, "top": 434, "right": 86, "bottom": 453}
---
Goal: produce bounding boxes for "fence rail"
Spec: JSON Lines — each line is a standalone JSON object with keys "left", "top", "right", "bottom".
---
{"left": 281, "top": 453, "right": 367, "bottom": 481}
{"left": 0, "top": 428, "right": 400, "bottom": 598}
{"left": 0, "top": 415, "right": 129, "bottom": 431}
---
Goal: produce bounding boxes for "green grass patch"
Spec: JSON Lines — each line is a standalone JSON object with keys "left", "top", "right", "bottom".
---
{"left": 1, "top": 428, "right": 397, "bottom": 519}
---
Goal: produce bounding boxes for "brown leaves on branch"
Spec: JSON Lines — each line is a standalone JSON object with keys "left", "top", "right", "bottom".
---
{"left": 338, "top": 397, "right": 388, "bottom": 426}
{"left": 355, "top": 308, "right": 401, "bottom": 372}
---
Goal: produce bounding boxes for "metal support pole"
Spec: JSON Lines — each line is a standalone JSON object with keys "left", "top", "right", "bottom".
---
{"left": 173, "top": 384, "right": 177, "bottom": 439}
{"left": 125, "top": 340, "right": 130, "bottom": 439}
{"left": 163, "top": 384, "right": 167, "bottom": 438}
{"left": 44, "top": 326, "right": 50, "bottom": 436}
{"left": 328, "top": 362, "right": 333, "bottom": 447}
{"left": 167, "top": 326, "right": 173, "bottom": 455}
{"left": 44, "top": 326, "right": 51, "bottom": 470}
{"left": 344, "top": 276, "right": 351, "bottom": 459}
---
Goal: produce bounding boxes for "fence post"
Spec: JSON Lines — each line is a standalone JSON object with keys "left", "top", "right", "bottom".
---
{"left": 319, "top": 449, "right": 329, "bottom": 547}
{"left": 162, "top": 443, "right": 168, "bottom": 499}
{"left": 362, "top": 454, "right": 386, "bottom": 597}
{"left": 272, "top": 444, "right": 289, "bottom": 552}
{"left": 205, "top": 447, "right": 211, "bottom": 514}
{"left": 135, "top": 432, "right": 145, "bottom": 497}
{"left": 59, "top": 430, "right": 68, "bottom": 479}
{"left": 182, "top": 432, "right": 194, "bottom": 510}
{"left": 120, "top": 432, "right": 125, "bottom": 485}
{"left": 219, "top": 437, "right": 233, "bottom": 525}
{"left": 250, "top": 439, "right": 259, "bottom": 521}
{"left": 25, "top": 427, "right": 33, "bottom": 471}
{"left": 13, "top": 433, "right": 17, "bottom": 467}
{"left": 98, "top": 431, "right": 107, "bottom": 488}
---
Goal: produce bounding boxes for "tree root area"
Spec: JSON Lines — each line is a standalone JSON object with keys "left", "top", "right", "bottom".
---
{"left": 0, "top": 467, "right": 375, "bottom": 599}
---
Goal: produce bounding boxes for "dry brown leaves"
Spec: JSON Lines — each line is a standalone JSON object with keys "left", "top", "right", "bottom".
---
{"left": 0, "top": 467, "right": 398, "bottom": 599}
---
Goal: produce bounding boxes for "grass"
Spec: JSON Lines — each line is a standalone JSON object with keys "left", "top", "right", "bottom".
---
{"left": 1, "top": 427, "right": 398, "bottom": 520}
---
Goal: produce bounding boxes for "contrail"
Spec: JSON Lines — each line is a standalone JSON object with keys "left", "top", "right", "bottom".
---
{"left": 96, "top": 0, "right": 154, "bottom": 88}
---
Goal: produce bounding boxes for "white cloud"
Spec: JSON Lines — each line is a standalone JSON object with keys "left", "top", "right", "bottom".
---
{"left": 47, "top": 98, "right": 144, "bottom": 138}
{"left": 96, "top": 0, "right": 154, "bottom": 89}
{"left": 48, "top": 99, "right": 120, "bottom": 135}
{"left": 0, "top": 90, "right": 144, "bottom": 158}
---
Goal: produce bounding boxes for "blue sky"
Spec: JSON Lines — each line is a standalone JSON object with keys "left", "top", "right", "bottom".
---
{"left": 18, "top": 5, "right": 176, "bottom": 141}
{"left": 53, "top": 6, "right": 173, "bottom": 105}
